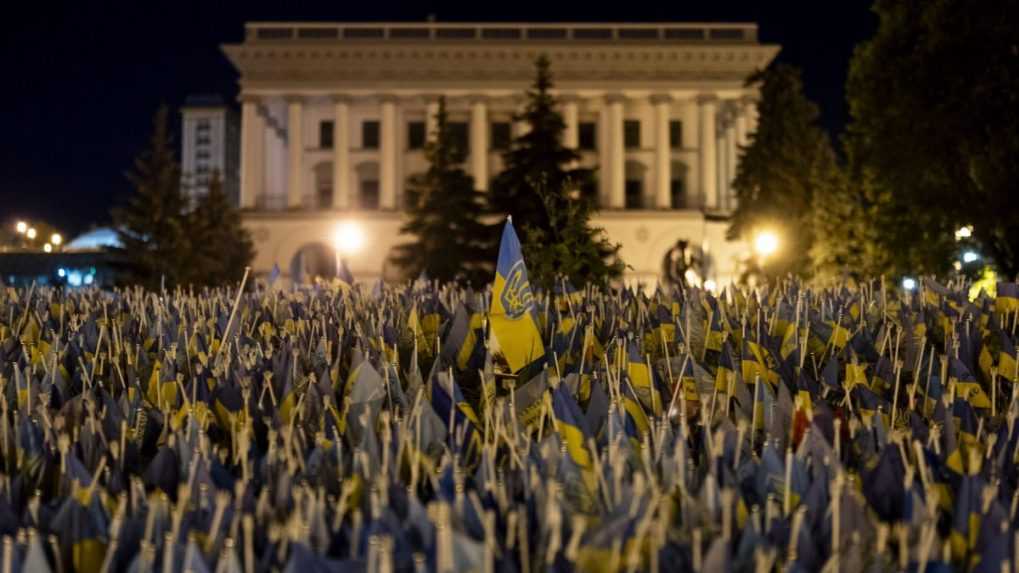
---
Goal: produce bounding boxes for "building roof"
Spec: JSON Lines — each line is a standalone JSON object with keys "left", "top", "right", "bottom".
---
{"left": 223, "top": 22, "right": 779, "bottom": 92}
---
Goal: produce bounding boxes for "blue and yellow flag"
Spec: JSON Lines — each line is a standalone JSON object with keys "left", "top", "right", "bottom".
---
{"left": 489, "top": 218, "right": 545, "bottom": 373}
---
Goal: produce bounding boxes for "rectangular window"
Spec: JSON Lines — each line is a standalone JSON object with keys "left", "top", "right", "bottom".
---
{"left": 624, "top": 120, "right": 641, "bottom": 149}
{"left": 578, "top": 122, "right": 596, "bottom": 150}
{"left": 671, "top": 178, "right": 685, "bottom": 208}
{"left": 625, "top": 180, "right": 643, "bottom": 209}
{"left": 448, "top": 122, "right": 469, "bottom": 153}
{"left": 407, "top": 121, "right": 426, "bottom": 150}
{"left": 360, "top": 180, "right": 380, "bottom": 209}
{"left": 319, "top": 120, "right": 334, "bottom": 149}
{"left": 669, "top": 120, "right": 683, "bottom": 148}
{"left": 491, "top": 122, "right": 511, "bottom": 150}
{"left": 362, "top": 121, "right": 379, "bottom": 149}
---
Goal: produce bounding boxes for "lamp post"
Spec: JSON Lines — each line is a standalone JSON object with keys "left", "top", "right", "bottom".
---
{"left": 753, "top": 230, "right": 780, "bottom": 277}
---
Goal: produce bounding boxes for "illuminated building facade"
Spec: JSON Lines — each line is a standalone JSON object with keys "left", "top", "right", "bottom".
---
{"left": 222, "top": 22, "right": 778, "bottom": 285}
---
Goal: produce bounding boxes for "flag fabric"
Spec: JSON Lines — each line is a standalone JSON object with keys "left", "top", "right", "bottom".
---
{"left": 488, "top": 218, "right": 545, "bottom": 373}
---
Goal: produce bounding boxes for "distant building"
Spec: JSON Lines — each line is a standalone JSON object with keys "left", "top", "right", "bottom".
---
{"left": 222, "top": 22, "right": 779, "bottom": 286}
{"left": 180, "top": 95, "right": 241, "bottom": 206}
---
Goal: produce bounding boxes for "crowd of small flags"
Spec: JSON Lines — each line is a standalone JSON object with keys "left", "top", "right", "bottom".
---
{"left": 2, "top": 219, "right": 1019, "bottom": 572}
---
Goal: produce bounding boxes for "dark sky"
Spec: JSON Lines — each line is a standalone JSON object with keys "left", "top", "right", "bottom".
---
{"left": 0, "top": 1, "right": 875, "bottom": 237}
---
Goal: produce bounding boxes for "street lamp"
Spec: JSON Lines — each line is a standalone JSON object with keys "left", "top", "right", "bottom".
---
{"left": 26, "top": 227, "right": 37, "bottom": 240}
{"left": 332, "top": 221, "right": 364, "bottom": 256}
{"left": 902, "top": 277, "right": 917, "bottom": 291}
{"left": 15, "top": 221, "right": 27, "bottom": 234}
{"left": 753, "top": 230, "right": 780, "bottom": 259}
{"left": 43, "top": 243, "right": 52, "bottom": 253}
{"left": 51, "top": 233, "right": 62, "bottom": 246}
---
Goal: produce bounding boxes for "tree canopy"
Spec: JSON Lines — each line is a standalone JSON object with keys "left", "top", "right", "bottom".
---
{"left": 846, "top": 0, "right": 1019, "bottom": 279}
{"left": 112, "top": 106, "right": 253, "bottom": 289}
{"left": 490, "top": 56, "right": 622, "bottom": 287}
{"left": 391, "top": 97, "right": 491, "bottom": 285}
{"left": 729, "top": 64, "right": 841, "bottom": 279}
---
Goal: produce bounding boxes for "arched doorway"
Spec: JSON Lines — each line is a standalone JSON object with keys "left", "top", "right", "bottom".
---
{"left": 290, "top": 243, "right": 338, "bottom": 285}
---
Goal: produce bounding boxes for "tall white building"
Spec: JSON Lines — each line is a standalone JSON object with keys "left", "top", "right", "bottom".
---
{"left": 180, "top": 95, "right": 241, "bottom": 206}
{"left": 222, "top": 22, "right": 778, "bottom": 286}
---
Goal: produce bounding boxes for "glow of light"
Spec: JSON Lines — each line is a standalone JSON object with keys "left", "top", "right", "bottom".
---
{"left": 57, "top": 268, "right": 66, "bottom": 278}
{"left": 331, "top": 221, "right": 364, "bottom": 255}
{"left": 68, "top": 271, "right": 82, "bottom": 287}
{"left": 84, "top": 274, "right": 94, "bottom": 285}
{"left": 50, "top": 233, "right": 62, "bottom": 246}
{"left": 43, "top": 243, "right": 52, "bottom": 253}
{"left": 26, "top": 227, "right": 37, "bottom": 240}
{"left": 683, "top": 268, "right": 701, "bottom": 287}
{"left": 753, "top": 230, "right": 779, "bottom": 257}
{"left": 955, "top": 226, "right": 973, "bottom": 240}
{"left": 962, "top": 251, "right": 979, "bottom": 263}
{"left": 15, "top": 221, "right": 27, "bottom": 234}
{"left": 902, "top": 277, "right": 917, "bottom": 291}
{"left": 704, "top": 279, "right": 717, "bottom": 293}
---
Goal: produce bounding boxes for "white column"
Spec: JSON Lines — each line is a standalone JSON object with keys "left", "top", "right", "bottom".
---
{"left": 716, "top": 112, "right": 729, "bottom": 210}
{"left": 725, "top": 118, "right": 738, "bottom": 210}
{"left": 682, "top": 99, "right": 699, "bottom": 208}
{"left": 512, "top": 98, "right": 530, "bottom": 137}
{"left": 607, "top": 95, "right": 625, "bottom": 209}
{"left": 735, "top": 110, "right": 749, "bottom": 148}
{"left": 380, "top": 96, "right": 398, "bottom": 210}
{"left": 286, "top": 98, "right": 304, "bottom": 209}
{"left": 470, "top": 98, "right": 489, "bottom": 191}
{"left": 562, "top": 98, "right": 579, "bottom": 149}
{"left": 332, "top": 96, "right": 350, "bottom": 209}
{"left": 426, "top": 98, "right": 440, "bottom": 142}
{"left": 698, "top": 95, "right": 718, "bottom": 210}
{"left": 743, "top": 96, "right": 759, "bottom": 136}
{"left": 598, "top": 103, "right": 610, "bottom": 206}
{"left": 239, "top": 97, "right": 264, "bottom": 209}
{"left": 652, "top": 95, "right": 672, "bottom": 209}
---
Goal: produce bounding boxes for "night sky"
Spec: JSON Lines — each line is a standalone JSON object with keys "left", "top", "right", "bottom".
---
{"left": 1, "top": 1, "right": 875, "bottom": 237}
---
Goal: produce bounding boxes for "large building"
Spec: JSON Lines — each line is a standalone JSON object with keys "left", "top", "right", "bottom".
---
{"left": 222, "top": 22, "right": 778, "bottom": 286}
{"left": 180, "top": 95, "right": 241, "bottom": 207}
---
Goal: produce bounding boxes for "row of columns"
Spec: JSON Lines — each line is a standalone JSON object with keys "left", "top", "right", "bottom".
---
{"left": 239, "top": 94, "right": 757, "bottom": 212}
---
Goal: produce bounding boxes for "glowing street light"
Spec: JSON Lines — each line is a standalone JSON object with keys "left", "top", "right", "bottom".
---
{"left": 332, "top": 221, "right": 365, "bottom": 255}
{"left": 50, "top": 233, "right": 62, "bottom": 246}
{"left": 902, "top": 277, "right": 917, "bottom": 291}
{"left": 43, "top": 243, "right": 52, "bottom": 253}
{"left": 962, "top": 251, "right": 979, "bottom": 263}
{"left": 15, "top": 221, "right": 27, "bottom": 234}
{"left": 26, "top": 227, "right": 37, "bottom": 240}
{"left": 955, "top": 226, "right": 973, "bottom": 240}
{"left": 753, "top": 230, "right": 780, "bottom": 258}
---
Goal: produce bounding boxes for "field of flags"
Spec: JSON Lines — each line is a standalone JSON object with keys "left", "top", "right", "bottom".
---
{"left": 3, "top": 219, "right": 1019, "bottom": 572}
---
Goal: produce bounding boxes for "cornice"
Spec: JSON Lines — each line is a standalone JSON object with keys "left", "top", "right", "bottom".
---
{"left": 221, "top": 43, "right": 778, "bottom": 85}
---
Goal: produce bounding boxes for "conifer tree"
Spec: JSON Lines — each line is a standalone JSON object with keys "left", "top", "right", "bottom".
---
{"left": 391, "top": 97, "right": 491, "bottom": 285}
{"left": 490, "top": 55, "right": 622, "bottom": 287}
{"left": 111, "top": 105, "right": 191, "bottom": 289}
{"left": 186, "top": 172, "right": 255, "bottom": 287}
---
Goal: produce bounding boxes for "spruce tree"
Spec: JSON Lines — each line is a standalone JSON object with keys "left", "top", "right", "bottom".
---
{"left": 390, "top": 97, "right": 491, "bottom": 285}
{"left": 490, "top": 55, "right": 622, "bottom": 288}
{"left": 186, "top": 172, "right": 255, "bottom": 287}
{"left": 728, "top": 64, "right": 840, "bottom": 280}
{"left": 111, "top": 105, "right": 191, "bottom": 290}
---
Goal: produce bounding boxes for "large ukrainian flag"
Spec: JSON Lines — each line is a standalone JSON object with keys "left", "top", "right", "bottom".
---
{"left": 490, "top": 218, "right": 545, "bottom": 373}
